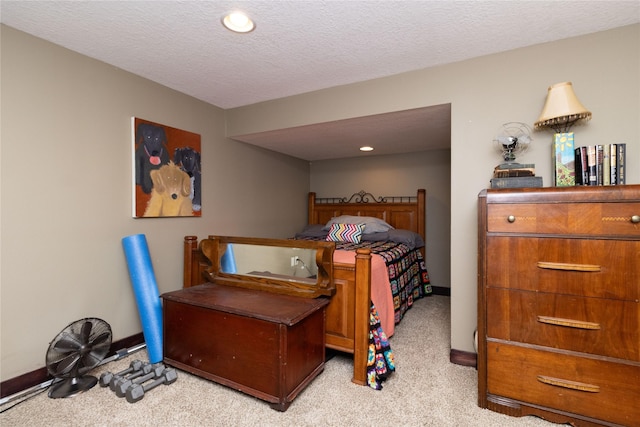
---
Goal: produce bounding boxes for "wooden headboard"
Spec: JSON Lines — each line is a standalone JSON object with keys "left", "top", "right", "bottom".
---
{"left": 308, "top": 189, "right": 426, "bottom": 246}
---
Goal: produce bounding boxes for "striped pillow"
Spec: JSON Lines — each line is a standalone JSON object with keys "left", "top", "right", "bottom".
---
{"left": 326, "top": 223, "right": 365, "bottom": 243}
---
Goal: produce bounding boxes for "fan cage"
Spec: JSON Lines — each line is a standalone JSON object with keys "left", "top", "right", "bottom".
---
{"left": 46, "top": 317, "right": 112, "bottom": 379}
{"left": 493, "top": 122, "right": 532, "bottom": 164}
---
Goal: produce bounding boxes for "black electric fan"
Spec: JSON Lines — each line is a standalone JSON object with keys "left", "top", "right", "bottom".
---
{"left": 45, "top": 318, "right": 112, "bottom": 398}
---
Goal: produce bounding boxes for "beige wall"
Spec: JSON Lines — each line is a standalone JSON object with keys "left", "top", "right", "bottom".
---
{"left": 227, "top": 24, "right": 640, "bottom": 354}
{"left": 0, "top": 26, "right": 310, "bottom": 380}
{"left": 2, "top": 23, "right": 638, "bottom": 381}
{"left": 310, "top": 150, "right": 452, "bottom": 289}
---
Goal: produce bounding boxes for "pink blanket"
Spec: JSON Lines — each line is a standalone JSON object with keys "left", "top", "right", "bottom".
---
{"left": 332, "top": 249, "right": 395, "bottom": 337}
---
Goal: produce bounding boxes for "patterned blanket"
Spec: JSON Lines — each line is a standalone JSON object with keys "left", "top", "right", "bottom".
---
{"left": 335, "top": 240, "right": 432, "bottom": 323}
{"left": 299, "top": 238, "right": 432, "bottom": 389}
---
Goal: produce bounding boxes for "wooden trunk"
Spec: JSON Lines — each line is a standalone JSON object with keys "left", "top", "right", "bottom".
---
{"left": 162, "top": 283, "right": 329, "bottom": 411}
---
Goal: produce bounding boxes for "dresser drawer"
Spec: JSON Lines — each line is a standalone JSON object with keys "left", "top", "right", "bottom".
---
{"left": 487, "top": 342, "right": 640, "bottom": 426}
{"left": 487, "top": 202, "right": 640, "bottom": 236}
{"left": 485, "top": 236, "right": 640, "bottom": 300}
{"left": 486, "top": 288, "right": 640, "bottom": 361}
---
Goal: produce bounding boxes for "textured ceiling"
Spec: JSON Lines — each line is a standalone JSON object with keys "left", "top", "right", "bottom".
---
{"left": 2, "top": 1, "right": 638, "bottom": 160}
{"left": 233, "top": 104, "right": 452, "bottom": 161}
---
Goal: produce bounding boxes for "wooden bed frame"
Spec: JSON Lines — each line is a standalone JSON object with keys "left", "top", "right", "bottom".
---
{"left": 183, "top": 189, "right": 426, "bottom": 386}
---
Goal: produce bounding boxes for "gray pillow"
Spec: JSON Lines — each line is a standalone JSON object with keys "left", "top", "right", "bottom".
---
{"left": 295, "top": 224, "right": 328, "bottom": 239}
{"left": 386, "top": 229, "right": 424, "bottom": 250}
{"left": 297, "top": 224, "right": 424, "bottom": 250}
{"left": 361, "top": 232, "right": 390, "bottom": 242}
{"left": 323, "top": 215, "right": 394, "bottom": 234}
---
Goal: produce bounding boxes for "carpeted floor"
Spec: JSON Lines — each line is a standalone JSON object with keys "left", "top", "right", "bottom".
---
{"left": 0, "top": 295, "right": 557, "bottom": 426}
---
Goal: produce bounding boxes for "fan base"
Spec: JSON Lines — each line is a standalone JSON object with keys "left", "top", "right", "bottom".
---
{"left": 48, "top": 375, "right": 98, "bottom": 399}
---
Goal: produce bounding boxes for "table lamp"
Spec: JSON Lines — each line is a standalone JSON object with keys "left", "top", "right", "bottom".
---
{"left": 534, "top": 82, "right": 591, "bottom": 186}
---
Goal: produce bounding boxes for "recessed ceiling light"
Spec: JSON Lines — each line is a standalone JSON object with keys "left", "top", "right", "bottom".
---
{"left": 360, "top": 146, "right": 374, "bottom": 152}
{"left": 222, "top": 11, "right": 255, "bottom": 33}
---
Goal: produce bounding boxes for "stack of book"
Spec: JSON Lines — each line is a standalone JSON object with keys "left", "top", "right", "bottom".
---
{"left": 490, "top": 163, "right": 543, "bottom": 188}
{"left": 575, "top": 143, "right": 626, "bottom": 186}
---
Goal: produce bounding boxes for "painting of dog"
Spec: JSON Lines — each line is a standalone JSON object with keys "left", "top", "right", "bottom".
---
{"left": 135, "top": 122, "right": 170, "bottom": 194}
{"left": 143, "top": 162, "right": 193, "bottom": 217}
{"left": 132, "top": 118, "right": 201, "bottom": 218}
{"left": 174, "top": 147, "right": 201, "bottom": 212}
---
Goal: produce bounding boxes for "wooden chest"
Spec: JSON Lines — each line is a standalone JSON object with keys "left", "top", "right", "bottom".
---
{"left": 162, "top": 283, "right": 329, "bottom": 411}
{"left": 478, "top": 185, "right": 640, "bottom": 427}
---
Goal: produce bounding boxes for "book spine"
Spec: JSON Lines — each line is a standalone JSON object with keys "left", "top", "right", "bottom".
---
{"left": 618, "top": 143, "right": 626, "bottom": 184}
{"left": 603, "top": 144, "right": 610, "bottom": 186}
{"left": 596, "top": 145, "right": 604, "bottom": 186}
{"left": 587, "top": 145, "right": 597, "bottom": 186}
{"left": 575, "top": 147, "right": 583, "bottom": 185}
{"left": 580, "top": 146, "right": 589, "bottom": 185}
{"left": 490, "top": 177, "right": 543, "bottom": 188}
{"left": 610, "top": 144, "right": 617, "bottom": 185}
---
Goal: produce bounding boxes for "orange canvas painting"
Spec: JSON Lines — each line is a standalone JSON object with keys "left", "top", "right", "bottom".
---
{"left": 132, "top": 117, "right": 201, "bottom": 218}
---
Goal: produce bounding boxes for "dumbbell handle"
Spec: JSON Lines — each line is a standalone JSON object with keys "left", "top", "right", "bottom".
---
{"left": 132, "top": 369, "right": 161, "bottom": 385}
{"left": 117, "top": 360, "right": 143, "bottom": 375}
{"left": 143, "top": 370, "right": 177, "bottom": 391}
{"left": 100, "top": 360, "right": 144, "bottom": 387}
{"left": 109, "top": 364, "right": 151, "bottom": 391}
{"left": 114, "top": 365, "right": 166, "bottom": 398}
{"left": 125, "top": 369, "right": 177, "bottom": 403}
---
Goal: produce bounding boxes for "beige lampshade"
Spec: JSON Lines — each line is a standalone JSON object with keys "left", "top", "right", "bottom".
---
{"left": 534, "top": 82, "right": 591, "bottom": 131}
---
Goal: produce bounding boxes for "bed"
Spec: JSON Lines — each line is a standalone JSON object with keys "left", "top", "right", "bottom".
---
{"left": 182, "top": 189, "right": 431, "bottom": 389}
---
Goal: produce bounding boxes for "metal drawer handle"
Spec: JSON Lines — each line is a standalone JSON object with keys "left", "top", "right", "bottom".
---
{"left": 507, "top": 215, "right": 516, "bottom": 223}
{"left": 537, "top": 316, "right": 601, "bottom": 330}
{"left": 537, "top": 261, "right": 601, "bottom": 272}
{"left": 537, "top": 375, "right": 600, "bottom": 393}
{"left": 632, "top": 215, "right": 640, "bottom": 224}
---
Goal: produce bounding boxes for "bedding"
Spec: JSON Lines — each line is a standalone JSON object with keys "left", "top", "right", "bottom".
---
{"left": 333, "top": 250, "right": 394, "bottom": 336}
{"left": 296, "top": 223, "right": 432, "bottom": 389}
{"left": 301, "top": 235, "right": 432, "bottom": 325}
{"left": 326, "top": 223, "right": 365, "bottom": 243}
{"left": 323, "top": 215, "right": 394, "bottom": 234}
{"left": 297, "top": 224, "right": 425, "bottom": 250}
{"left": 368, "top": 304, "right": 394, "bottom": 390}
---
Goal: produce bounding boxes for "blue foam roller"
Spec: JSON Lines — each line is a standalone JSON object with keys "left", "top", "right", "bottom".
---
{"left": 221, "top": 243, "right": 237, "bottom": 273}
{"left": 122, "top": 234, "right": 163, "bottom": 364}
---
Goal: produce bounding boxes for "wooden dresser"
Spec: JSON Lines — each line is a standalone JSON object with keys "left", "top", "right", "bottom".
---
{"left": 477, "top": 185, "right": 640, "bottom": 427}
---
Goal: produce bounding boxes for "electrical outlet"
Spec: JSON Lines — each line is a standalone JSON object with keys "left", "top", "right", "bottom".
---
{"left": 291, "top": 256, "right": 299, "bottom": 267}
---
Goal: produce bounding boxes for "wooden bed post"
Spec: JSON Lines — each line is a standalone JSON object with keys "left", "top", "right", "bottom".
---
{"left": 183, "top": 236, "right": 198, "bottom": 288}
{"left": 352, "top": 249, "right": 371, "bottom": 386}
{"left": 308, "top": 192, "right": 317, "bottom": 225}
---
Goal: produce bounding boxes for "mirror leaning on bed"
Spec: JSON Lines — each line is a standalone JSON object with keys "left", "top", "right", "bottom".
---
{"left": 198, "top": 235, "right": 336, "bottom": 298}
{"left": 223, "top": 243, "right": 318, "bottom": 283}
